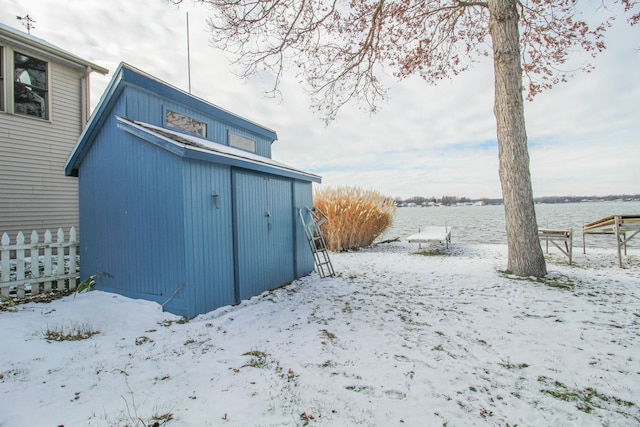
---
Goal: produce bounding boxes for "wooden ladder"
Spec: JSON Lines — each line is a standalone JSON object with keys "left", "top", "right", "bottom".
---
{"left": 299, "top": 207, "right": 335, "bottom": 278}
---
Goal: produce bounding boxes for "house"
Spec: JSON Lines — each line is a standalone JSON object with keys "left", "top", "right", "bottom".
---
{"left": 0, "top": 23, "right": 108, "bottom": 238}
{"left": 65, "top": 63, "right": 321, "bottom": 318}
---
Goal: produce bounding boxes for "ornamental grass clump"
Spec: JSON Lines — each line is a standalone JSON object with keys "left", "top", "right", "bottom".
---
{"left": 313, "top": 186, "right": 396, "bottom": 251}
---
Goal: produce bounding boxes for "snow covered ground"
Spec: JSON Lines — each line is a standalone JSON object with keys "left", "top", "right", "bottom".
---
{"left": 1, "top": 243, "right": 639, "bottom": 426}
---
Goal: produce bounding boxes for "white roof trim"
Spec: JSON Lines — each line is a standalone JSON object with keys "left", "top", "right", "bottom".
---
{"left": 118, "top": 118, "right": 321, "bottom": 182}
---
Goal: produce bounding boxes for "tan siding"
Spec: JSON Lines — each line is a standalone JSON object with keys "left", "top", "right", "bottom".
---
{"left": 0, "top": 58, "right": 84, "bottom": 239}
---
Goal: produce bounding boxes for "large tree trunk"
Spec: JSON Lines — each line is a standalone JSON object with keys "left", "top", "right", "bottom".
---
{"left": 488, "top": 0, "right": 547, "bottom": 277}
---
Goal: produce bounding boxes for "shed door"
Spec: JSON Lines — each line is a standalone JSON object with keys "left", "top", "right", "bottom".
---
{"left": 233, "top": 170, "right": 295, "bottom": 302}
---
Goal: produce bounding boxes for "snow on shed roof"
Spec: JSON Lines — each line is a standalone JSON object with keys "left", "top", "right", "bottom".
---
{"left": 117, "top": 117, "right": 321, "bottom": 183}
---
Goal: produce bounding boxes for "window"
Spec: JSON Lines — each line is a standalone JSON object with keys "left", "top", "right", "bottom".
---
{"left": 13, "top": 51, "right": 48, "bottom": 119}
{"left": 0, "top": 46, "right": 4, "bottom": 112}
{"left": 228, "top": 131, "right": 256, "bottom": 153}
{"left": 165, "top": 109, "right": 207, "bottom": 137}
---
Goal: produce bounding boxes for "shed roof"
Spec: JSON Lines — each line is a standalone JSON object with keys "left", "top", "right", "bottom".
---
{"left": 0, "top": 22, "right": 108, "bottom": 74}
{"left": 66, "top": 63, "right": 282, "bottom": 177}
{"left": 117, "top": 117, "right": 321, "bottom": 183}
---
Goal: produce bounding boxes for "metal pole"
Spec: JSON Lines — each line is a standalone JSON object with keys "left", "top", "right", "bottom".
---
{"left": 615, "top": 216, "right": 622, "bottom": 268}
{"left": 186, "top": 12, "right": 192, "bottom": 94}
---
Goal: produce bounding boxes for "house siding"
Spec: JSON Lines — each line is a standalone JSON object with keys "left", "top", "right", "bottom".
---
{"left": 0, "top": 54, "right": 85, "bottom": 238}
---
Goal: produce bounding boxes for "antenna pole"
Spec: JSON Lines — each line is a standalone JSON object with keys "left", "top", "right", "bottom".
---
{"left": 186, "top": 12, "right": 192, "bottom": 94}
{"left": 16, "top": 14, "right": 36, "bottom": 34}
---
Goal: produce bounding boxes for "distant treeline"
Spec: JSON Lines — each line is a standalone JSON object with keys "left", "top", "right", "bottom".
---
{"left": 396, "top": 194, "right": 640, "bottom": 206}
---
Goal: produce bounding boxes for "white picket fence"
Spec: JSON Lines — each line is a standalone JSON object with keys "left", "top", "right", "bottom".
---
{"left": 0, "top": 227, "right": 80, "bottom": 299}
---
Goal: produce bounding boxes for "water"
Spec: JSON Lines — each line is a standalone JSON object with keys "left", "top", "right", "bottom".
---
{"left": 378, "top": 200, "right": 640, "bottom": 249}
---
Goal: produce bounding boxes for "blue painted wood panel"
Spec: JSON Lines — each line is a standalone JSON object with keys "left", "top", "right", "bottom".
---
{"left": 79, "top": 125, "right": 189, "bottom": 316}
{"left": 266, "top": 175, "right": 296, "bottom": 286}
{"left": 182, "top": 160, "right": 235, "bottom": 317}
{"left": 233, "top": 170, "right": 294, "bottom": 302}
{"left": 293, "top": 180, "right": 315, "bottom": 277}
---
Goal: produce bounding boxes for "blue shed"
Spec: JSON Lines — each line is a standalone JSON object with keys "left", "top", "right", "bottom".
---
{"left": 65, "top": 63, "right": 321, "bottom": 318}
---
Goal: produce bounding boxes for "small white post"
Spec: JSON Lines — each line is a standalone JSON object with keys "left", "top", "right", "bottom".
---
{"left": 30, "top": 231, "right": 40, "bottom": 295}
{"left": 68, "top": 227, "right": 77, "bottom": 291}
{"left": 16, "top": 233, "right": 26, "bottom": 298}
{"left": 43, "top": 230, "right": 52, "bottom": 292}
{"left": 56, "top": 228, "right": 65, "bottom": 291}
{"left": 1, "top": 233, "right": 10, "bottom": 296}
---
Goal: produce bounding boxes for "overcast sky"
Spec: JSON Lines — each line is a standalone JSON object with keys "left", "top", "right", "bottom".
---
{"left": 2, "top": 0, "right": 638, "bottom": 199}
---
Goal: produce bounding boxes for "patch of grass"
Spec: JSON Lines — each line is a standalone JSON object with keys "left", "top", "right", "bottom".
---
{"left": 1, "top": 289, "right": 76, "bottom": 311}
{"left": 44, "top": 323, "right": 99, "bottom": 342}
{"left": 433, "top": 344, "right": 444, "bottom": 351}
{"left": 345, "top": 384, "right": 373, "bottom": 393}
{"left": 242, "top": 350, "right": 270, "bottom": 369}
{"left": 320, "top": 329, "right": 337, "bottom": 345}
{"left": 414, "top": 249, "right": 447, "bottom": 256}
{"left": 151, "top": 412, "right": 175, "bottom": 425}
{"left": 0, "top": 295, "right": 17, "bottom": 312}
{"left": 498, "top": 271, "right": 577, "bottom": 290}
{"left": 320, "top": 360, "right": 335, "bottom": 368}
{"left": 108, "top": 409, "right": 174, "bottom": 427}
{"left": 158, "top": 318, "right": 189, "bottom": 327}
{"left": 285, "top": 368, "right": 298, "bottom": 383}
{"left": 538, "top": 376, "right": 637, "bottom": 417}
{"left": 75, "top": 272, "right": 113, "bottom": 295}
{"left": 135, "top": 336, "right": 153, "bottom": 346}
{"left": 500, "top": 360, "right": 530, "bottom": 370}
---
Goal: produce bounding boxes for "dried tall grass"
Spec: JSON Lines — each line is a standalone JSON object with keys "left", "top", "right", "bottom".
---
{"left": 313, "top": 186, "right": 397, "bottom": 252}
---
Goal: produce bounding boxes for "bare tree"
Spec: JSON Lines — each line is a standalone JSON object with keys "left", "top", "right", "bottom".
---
{"left": 174, "top": 0, "right": 636, "bottom": 277}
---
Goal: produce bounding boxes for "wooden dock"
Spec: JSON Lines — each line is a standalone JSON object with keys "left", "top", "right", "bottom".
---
{"left": 407, "top": 226, "right": 452, "bottom": 249}
{"left": 582, "top": 214, "right": 640, "bottom": 267}
{"left": 538, "top": 228, "right": 573, "bottom": 264}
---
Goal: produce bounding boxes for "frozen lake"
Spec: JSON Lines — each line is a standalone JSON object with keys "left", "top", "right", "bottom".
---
{"left": 378, "top": 200, "right": 640, "bottom": 249}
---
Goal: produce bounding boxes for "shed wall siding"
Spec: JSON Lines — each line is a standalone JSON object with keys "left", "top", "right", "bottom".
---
{"left": 0, "top": 61, "right": 84, "bottom": 237}
{"left": 293, "top": 180, "right": 315, "bottom": 277}
{"left": 182, "top": 159, "right": 235, "bottom": 317}
{"left": 78, "top": 102, "right": 189, "bottom": 315}
{"left": 233, "top": 170, "right": 295, "bottom": 302}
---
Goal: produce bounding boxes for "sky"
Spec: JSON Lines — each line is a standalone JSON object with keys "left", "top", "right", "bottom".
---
{"left": 1, "top": 0, "right": 639, "bottom": 200}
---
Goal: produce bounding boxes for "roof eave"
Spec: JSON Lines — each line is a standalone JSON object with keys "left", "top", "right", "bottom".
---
{"left": 116, "top": 117, "right": 321, "bottom": 183}
{"left": 0, "top": 23, "right": 108, "bottom": 75}
{"left": 65, "top": 65, "right": 127, "bottom": 176}
{"left": 118, "top": 64, "right": 277, "bottom": 142}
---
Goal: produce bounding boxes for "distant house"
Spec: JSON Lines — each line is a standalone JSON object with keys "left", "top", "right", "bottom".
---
{"left": 65, "top": 63, "right": 321, "bottom": 318}
{"left": 0, "top": 23, "right": 108, "bottom": 238}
